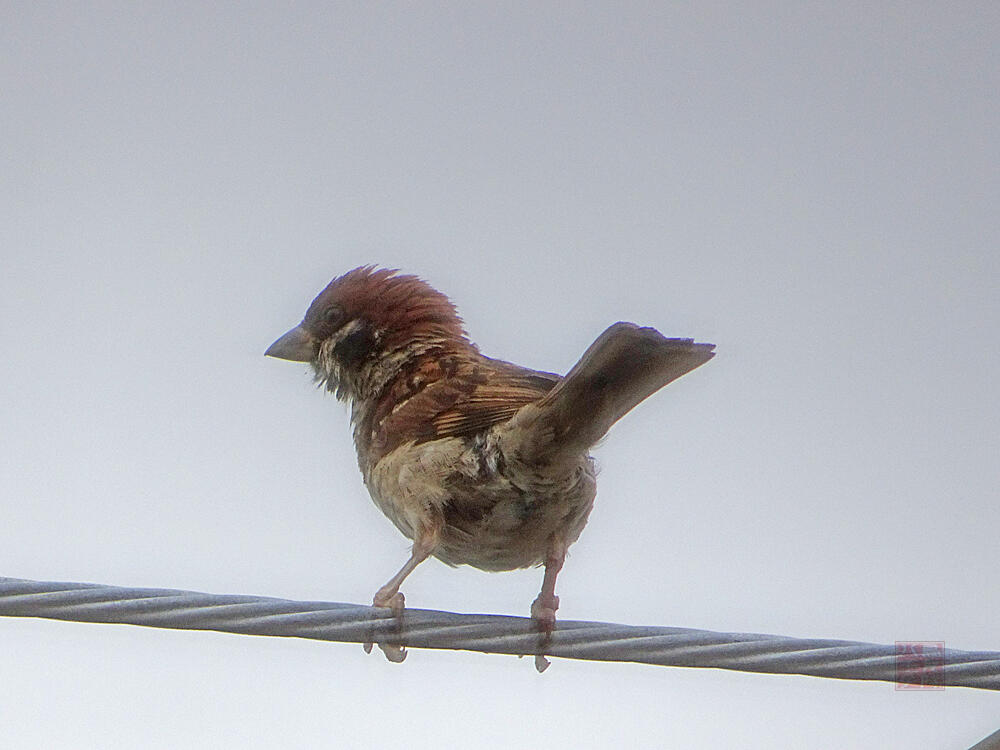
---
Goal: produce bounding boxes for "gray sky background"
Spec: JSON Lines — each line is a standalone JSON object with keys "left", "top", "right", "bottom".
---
{"left": 2, "top": 2, "right": 998, "bottom": 747}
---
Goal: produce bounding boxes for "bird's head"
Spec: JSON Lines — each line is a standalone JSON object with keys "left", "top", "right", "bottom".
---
{"left": 265, "top": 266, "right": 471, "bottom": 401}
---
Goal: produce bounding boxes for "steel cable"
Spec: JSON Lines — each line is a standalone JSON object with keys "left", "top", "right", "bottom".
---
{"left": 2, "top": 576, "right": 996, "bottom": 688}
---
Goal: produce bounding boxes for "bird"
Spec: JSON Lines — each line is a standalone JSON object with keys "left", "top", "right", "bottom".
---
{"left": 265, "top": 266, "right": 714, "bottom": 663}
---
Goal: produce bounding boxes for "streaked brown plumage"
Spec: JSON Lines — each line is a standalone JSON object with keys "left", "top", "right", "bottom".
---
{"left": 266, "top": 266, "right": 714, "bottom": 663}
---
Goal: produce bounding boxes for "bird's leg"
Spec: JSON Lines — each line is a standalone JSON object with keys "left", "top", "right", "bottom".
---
{"left": 531, "top": 535, "right": 567, "bottom": 630}
{"left": 365, "top": 522, "right": 440, "bottom": 662}
{"left": 373, "top": 522, "right": 441, "bottom": 612}
{"left": 530, "top": 535, "right": 567, "bottom": 672}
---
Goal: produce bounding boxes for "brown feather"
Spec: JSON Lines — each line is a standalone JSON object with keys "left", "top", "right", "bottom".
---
{"left": 368, "top": 353, "right": 559, "bottom": 458}
{"left": 305, "top": 266, "right": 470, "bottom": 348}
{"left": 503, "top": 322, "right": 715, "bottom": 465}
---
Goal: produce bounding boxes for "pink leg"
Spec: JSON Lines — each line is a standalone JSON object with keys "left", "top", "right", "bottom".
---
{"left": 530, "top": 536, "right": 567, "bottom": 630}
{"left": 372, "top": 537, "right": 435, "bottom": 614}
{"left": 530, "top": 536, "right": 567, "bottom": 672}
{"left": 365, "top": 523, "right": 440, "bottom": 662}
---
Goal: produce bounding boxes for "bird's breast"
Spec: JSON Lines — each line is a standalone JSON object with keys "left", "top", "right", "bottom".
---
{"left": 363, "top": 429, "right": 597, "bottom": 571}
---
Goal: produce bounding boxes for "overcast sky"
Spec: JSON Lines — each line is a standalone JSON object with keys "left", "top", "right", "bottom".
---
{"left": 2, "top": 2, "right": 998, "bottom": 748}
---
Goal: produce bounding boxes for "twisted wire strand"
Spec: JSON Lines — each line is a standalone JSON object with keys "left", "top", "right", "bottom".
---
{"left": 2, "top": 576, "right": 997, "bottom": 689}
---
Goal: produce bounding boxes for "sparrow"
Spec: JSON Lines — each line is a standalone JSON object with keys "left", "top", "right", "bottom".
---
{"left": 266, "top": 266, "right": 714, "bottom": 657}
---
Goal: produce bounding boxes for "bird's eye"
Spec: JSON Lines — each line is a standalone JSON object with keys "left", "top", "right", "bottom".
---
{"left": 322, "top": 305, "right": 344, "bottom": 325}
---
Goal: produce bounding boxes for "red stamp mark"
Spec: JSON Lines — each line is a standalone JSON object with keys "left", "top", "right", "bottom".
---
{"left": 895, "top": 641, "right": 945, "bottom": 690}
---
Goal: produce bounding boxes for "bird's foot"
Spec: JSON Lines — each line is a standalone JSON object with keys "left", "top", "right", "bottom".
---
{"left": 373, "top": 588, "right": 406, "bottom": 615}
{"left": 530, "top": 593, "right": 559, "bottom": 633}
{"left": 365, "top": 589, "right": 407, "bottom": 661}
{"left": 530, "top": 593, "right": 560, "bottom": 673}
{"left": 366, "top": 642, "right": 406, "bottom": 662}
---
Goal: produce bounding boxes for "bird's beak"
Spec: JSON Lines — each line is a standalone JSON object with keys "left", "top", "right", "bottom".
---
{"left": 265, "top": 326, "right": 315, "bottom": 362}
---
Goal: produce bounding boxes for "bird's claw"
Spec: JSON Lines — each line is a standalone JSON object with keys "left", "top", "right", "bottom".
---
{"left": 373, "top": 589, "right": 406, "bottom": 616}
{"left": 361, "top": 640, "right": 407, "bottom": 662}
{"left": 531, "top": 594, "right": 559, "bottom": 672}
{"left": 380, "top": 643, "right": 407, "bottom": 662}
{"left": 530, "top": 593, "right": 559, "bottom": 633}
{"left": 365, "top": 589, "right": 407, "bottom": 662}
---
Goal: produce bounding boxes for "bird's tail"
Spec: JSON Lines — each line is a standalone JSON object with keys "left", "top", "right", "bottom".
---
{"left": 504, "top": 323, "right": 714, "bottom": 465}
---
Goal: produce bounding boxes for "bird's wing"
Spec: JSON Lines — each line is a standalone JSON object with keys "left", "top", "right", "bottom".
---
{"left": 431, "top": 361, "right": 560, "bottom": 439}
{"left": 370, "top": 356, "right": 560, "bottom": 457}
{"left": 432, "top": 360, "right": 560, "bottom": 437}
